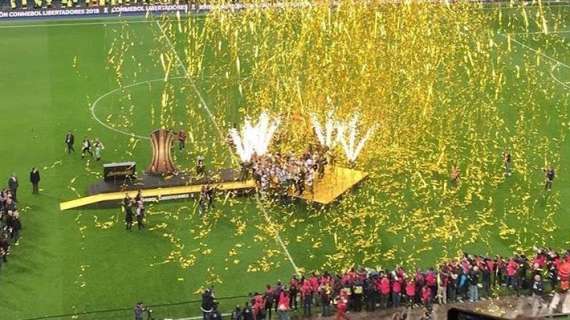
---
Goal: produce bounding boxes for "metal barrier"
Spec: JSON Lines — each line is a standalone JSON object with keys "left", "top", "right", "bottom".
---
{"left": 20, "top": 295, "right": 249, "bottom": 320}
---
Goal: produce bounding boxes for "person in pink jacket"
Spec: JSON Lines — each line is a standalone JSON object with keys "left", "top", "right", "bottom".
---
{"left": 380, "top": 276, "right": 391, "bottom": 309}
{"left": 405, "top": 278, "right": 416, "bottom": 307}
{"left": 277, "top": 289, "right": 290, "bottom": 320}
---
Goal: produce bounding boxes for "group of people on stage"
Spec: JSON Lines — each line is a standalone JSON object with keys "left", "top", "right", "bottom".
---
{"left": 122, "top": 190, "right": 146, "bottom": 231}
{"left": 65, "top": 131, "right": 105, "bottom": 161}
{"left": 239, "top": 146, "right": 330, "bottom": 199}
{"left": 0, "top": 174, "right": 23, "bottom": 271}
{"left": 210, "top": 247, "right": 570, "bottom": 320}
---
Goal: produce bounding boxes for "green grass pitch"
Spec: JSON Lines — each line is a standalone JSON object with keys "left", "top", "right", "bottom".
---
{"left": 0, "top": 3, "right": 569, "bottom": 319}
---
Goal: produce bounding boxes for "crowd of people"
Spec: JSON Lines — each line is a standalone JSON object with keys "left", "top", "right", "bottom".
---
{"left": 238, "top": 146, "right": 330, "bottom": 199}
{"left": 200, "top": 248, "right": 570, "bottom": 320}
{"left": 0, "top": 174, "right": 23, "bottom": 271}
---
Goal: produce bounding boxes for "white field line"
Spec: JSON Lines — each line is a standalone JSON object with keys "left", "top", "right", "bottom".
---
{"left": 503, "top": 34, "right": 570, "bottom": 89}
{"left": 550, "top": 65, "right": 570, "bottom": 89}
{"left": 254, "top": 192, "right": 301, "bottom": 275}
{"left": 0, "top": 18, "right": 155, "bottom": 29}
{"left": 153, "top": 18, "right": 301, "bottom": 274}
{"left": 507, "top": 30, "right": 570, "bottom": 35}
{"left": 90, "top": 76, "right": 185, "bottom": 140}
{"left": 153, "top": 19, "right": 231, "bottom": 154}
{"left": 503, "top": 34, "right": 570, "bottom": 69}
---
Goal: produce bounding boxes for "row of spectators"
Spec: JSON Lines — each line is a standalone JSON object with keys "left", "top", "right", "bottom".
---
{"left": 1, "top": 0, "right": 196, "bottom": 10}
{"left": 201, "top": 248, "right": 570, "bottom": 320}
{"left": 0, "top": 174, "right": 22, "bottom": 270}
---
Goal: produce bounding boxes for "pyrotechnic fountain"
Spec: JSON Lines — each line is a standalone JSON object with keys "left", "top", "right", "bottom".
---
{"left": 336, "top": 115, "right": 377, "bottom": 164}
{"left": 310, "top": 110, "right": 339, "bottom": 150}
{"left": 229, "top": 112, "right": 281, "bottom": 162}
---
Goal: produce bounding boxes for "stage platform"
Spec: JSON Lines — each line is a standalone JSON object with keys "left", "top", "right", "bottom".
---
{"left": 291, "top": 166, "right": 368, "bottom": 205}
{"left": 60, "top": 179, "right": 256, "bottom": 210}
{"left": 59, "top": 166, "right": 368, "bottom": 210}
{"left": 87, "top": 168, "right": 238, "bottom": 195}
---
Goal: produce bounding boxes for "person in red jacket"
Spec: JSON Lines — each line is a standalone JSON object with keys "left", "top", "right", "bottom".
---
{"left": 421, "top": 285, "right": 432, "bottom": 307}
{"left": 335, "top": 290, "right": 349, "bottom": 320}
{"left": 380, "top": 275, "right": 391, "bottom": 309}
{"left": 558, "top": 255, "right": 570, "bottom": 292}
{"left": 301, "top": 280, "right": 313, "bottom": 316}
{"left": 277, "top": 289, "right": 290, "bottom": 320}
{"left": 425, "top": 269, "right": 436, "bottom": 300}
{"left": 506, "top": 258, "right": 519, "bottom": 289}
{"left": 405, "top": 278, "right": 416, "bottom": 307}
{"left": 253, "top": 292, "right": 264, "bottom": 320}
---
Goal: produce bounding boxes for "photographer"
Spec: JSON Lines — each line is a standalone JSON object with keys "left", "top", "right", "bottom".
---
{"left": 201, "top": 288, "right": 216, "bottom": 320}
{"left": 134, "top": 302, "right": 145, "bottom": 320}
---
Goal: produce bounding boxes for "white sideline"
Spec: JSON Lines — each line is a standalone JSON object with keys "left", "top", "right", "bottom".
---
{"left": 153, "top": 18, "right": 301, "bottom": 275}
{"left": 504, "top": 34, "right": 570, "bottom": 69}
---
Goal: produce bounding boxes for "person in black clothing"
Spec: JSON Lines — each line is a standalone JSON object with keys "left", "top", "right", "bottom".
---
{"left": 544, "top": 166, "right": 555, "bottom": 191}
{"left": 242, "top": 302, "right": 254, "bottom": 320}
{"left": 0, "top": 235, "right": 9, "bottom": 263}
{"left": 364, "top": 277, "right": 377, "bottom": 311}
{"left": 196, "top": 156, "right": 206, "bottom": 176}
{"left": 125, "top": 199, "right": 134, "bottom": 231}
{"left": 30, "top": 168, "right": 40, "bottom": 194}
{"left": 531, "top": 274, "right": 544, "bottom": 297}
{"left": 8, "top": 174, "right": 18, "bottom": 202}
{"left": 201, "top": 288, "right": 215, "bottom": 320}
{"left": 135, "top": 201, "right": 145, "bottom": 230}
{"left": 12, "top": 213, "right": 21, "bottom": 241}
{"left": 231, "top": 305, "right": 243, "bottom": 320}
{"left": 210, "top": 304, "right": 222, "bottom": 320}
{"left": 264, "top": 284, "right": 274, "bottom": 320}
{"left": 65, "top": 131, "right": 75, "bottom": 154}
{"left": 467, "top": 266, "right": 479, "bottom": 302}
{"left": 207, "top": 185, "right": 217, "bottom": 209}
{"left": 503, "top": 149, "right": 512, "bottom": 176}
{"left": 199, "top": 186, "right": 209, "bottom": 215}
{"left": 81, "top": 138, "right": 92, "bottom": 159}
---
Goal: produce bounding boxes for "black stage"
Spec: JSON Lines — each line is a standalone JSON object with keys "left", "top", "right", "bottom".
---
{"left": 87, "top": 168, "right": 240, "bottom": 196}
